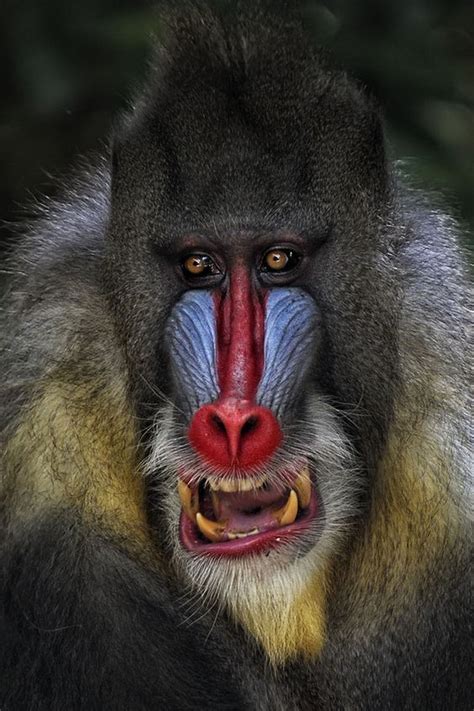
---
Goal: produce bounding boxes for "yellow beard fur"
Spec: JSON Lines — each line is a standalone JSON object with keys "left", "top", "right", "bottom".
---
{"left": 232, "top": 563, "right": 330, "bottom": 666}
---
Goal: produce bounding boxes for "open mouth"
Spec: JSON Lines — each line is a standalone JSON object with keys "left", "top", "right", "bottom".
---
{"left": 178, "top": 466, "right": 318, "bottom": 556}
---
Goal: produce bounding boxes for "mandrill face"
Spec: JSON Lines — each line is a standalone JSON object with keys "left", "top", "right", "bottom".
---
{"left": 145, "top": 229, "right": 359, "bottom": 598}
{"left": 168, "top": 255, "right": 320, "bottom": 556}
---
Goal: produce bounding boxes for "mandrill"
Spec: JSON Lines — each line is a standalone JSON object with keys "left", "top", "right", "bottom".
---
{"left": 0, "top": 3, "right": 472, "bottom": 710}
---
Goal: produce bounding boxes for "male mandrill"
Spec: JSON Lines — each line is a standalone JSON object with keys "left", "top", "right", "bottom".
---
{"left": 0, "top": 3, "right": 472, "bottom": 710}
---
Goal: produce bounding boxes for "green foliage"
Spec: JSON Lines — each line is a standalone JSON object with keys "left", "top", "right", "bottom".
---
{"left": 0, "top": 0, "right": 472, "bottom": 247}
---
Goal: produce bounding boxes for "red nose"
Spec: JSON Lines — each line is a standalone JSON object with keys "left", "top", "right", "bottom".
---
{"left": 188, "top": 398, "right": 282, "bottom": 469}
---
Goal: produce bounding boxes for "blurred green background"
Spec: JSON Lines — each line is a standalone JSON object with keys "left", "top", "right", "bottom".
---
{"left": 0, "top": 0, "right": 473, "bottom": 252}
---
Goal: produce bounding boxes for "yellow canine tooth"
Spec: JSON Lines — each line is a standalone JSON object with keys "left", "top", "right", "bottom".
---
{"left": 177, "top": 480, "right": 198, "bottom": 522}
{"left": 273, "top": 490, "right": 298, "bottom": 526}
{"left": 294, "top": 467, "right": 312, "bottom": 509}
{"left": 196, "top": 512, "right": 227, "bottom": 543}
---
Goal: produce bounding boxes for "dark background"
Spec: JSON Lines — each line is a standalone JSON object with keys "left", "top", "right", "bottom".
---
{"left": 1, "top": 0, "right": 473, "bottom": 254}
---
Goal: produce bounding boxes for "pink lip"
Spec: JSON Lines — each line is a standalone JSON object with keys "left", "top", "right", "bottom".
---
{"left": 179, "top": 488, "right": 318, "bottom": 557}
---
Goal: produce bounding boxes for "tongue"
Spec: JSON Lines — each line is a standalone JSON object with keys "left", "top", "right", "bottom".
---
{"left": 214, "top": 488, "right": 288, "bottom": 534}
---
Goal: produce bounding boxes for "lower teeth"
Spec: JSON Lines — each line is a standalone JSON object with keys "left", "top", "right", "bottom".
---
{"left": 227, "top": 528, "right": 260, "bottom": 540}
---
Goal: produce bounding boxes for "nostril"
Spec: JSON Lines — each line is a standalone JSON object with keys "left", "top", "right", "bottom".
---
{"left": 211, "top": 413, "right": 227, "bottom": 434}
{"left": 241, "top": 415, "right": 258, "bottom": 437}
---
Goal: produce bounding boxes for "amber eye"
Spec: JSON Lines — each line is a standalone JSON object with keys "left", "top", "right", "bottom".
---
{"left": 182, "top": 254, "right": 221, "bottom": 279}
{"left": 261, "top": 248, "right": 301, "bottom": 274}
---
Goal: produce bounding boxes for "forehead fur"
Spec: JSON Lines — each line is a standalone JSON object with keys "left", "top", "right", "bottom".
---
{"left": 112, "top": 1, "right": 387, "bottom": 233}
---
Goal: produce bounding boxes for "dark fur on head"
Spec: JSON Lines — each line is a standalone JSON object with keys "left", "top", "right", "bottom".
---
{"left": 1, "top": 2, "right": 472, "bottom": 709}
